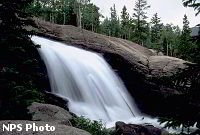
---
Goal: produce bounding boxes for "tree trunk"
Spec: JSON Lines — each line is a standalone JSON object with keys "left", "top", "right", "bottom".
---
{"left": 63, "top": 0, "right": 66, "bottom": 25}
{"left": 78, "top": 1, "right": 82, "bottom": 28}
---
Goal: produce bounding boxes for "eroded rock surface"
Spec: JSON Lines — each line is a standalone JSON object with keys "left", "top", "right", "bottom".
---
{"left": 149, "top": 56, "right": 188, "bottom": 77}
{"left": 115, "top": 121, "right": 168, "bottom": 135}
{"left": 32, "top": 19, "right": 190, "bottom": 78}
{"left": 28, "top": 102, "right": 72, "bottom": 125}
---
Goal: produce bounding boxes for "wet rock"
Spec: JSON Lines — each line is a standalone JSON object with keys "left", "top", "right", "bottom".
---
{"left": 115, "top": 121, "right": 168, "bottom": 135}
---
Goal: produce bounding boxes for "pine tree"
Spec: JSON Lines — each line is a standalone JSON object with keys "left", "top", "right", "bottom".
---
{"left": 110, "top": 4, "right": 117, "bottom": 21}
{"left": 121, "top": 6, "right": 130, "bottom": 27}
{"left": 110, "top": 4, "right": 120, "bottom": 37}
{"left": 178, "top": 14, "right": 193, "bottom": 59}
{"left": 100, "top": 17, "right": 112, "bottom": 36}
{"left": 0, "top": 0, "right": 34, "bottom": 47}
{"left": 150, "top": 13, "right": 162, "bottom": 50}
{"left": 121, "top": 6, "right": 131, "bottom": 39}
{"left": 132, "top": 0, "right": 150, "bottom": 45}
{"left": 183, "top": 0, "right": 200, "bottom": 16}
{"left": 0, "top": 0, "right": 45, "bottom": 119}
{"left": 182, "top": 14, "right": 191, "bottom": 39}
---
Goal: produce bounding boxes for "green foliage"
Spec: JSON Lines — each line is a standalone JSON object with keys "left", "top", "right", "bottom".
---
{"left": 99, "top": 1, "right": 199, "bottom": 64}
{"left": 0, "top": 42, "right": 46, "bottom": 119}
{"left": 150, "top": 13, "right": 162, "bottom": 50}
{"left": 26, "top": 0, "right": 200, "bottom": 64}
{"left": 183, "top": 0, "right": 200, "bottom": 16}
{"left": 192, "top": 40, "right": 200, "bottom": 63}
{"left": 177, "top": 15, "right": 196, "bottom": 61}
{"left": 27, "top": 0, "right": 101, "bottom": 30}
{"left": 100, "top": 5, "right": 121, "bottom": 37}
{"left": 121, "top": 6, "right": 132, "bottom": 39}
{"left": 132, "top": 0, "right": 150, "bottom": 45}
{"left": 0, "top": 0, "right": 46, "bottom": 119}
{"left": 155, "top": 64, "right": 200, "bottom": 133}
{"left": 27, "top": 0, "right": 78, "bottom": 25}
{"left": 100, "top": 17, "right": 111, "bottom": 36}
{"left": 110, "top": 4, "right": 121, "bottom": 37}
{"left": 160, "top": 24, "right": 181, "bottom": 56}
{"left": 82, "top": 3, "right": 101, "bottom": 32}
{"left": 121, "top": 6, "right": 130, "bottom": 28}
{"left": 71, "top": 116, "right": 115, "bottom": 135}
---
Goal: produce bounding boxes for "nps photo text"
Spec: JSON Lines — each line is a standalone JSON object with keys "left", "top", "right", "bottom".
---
{"left": 1, "top": 123, "right": 55, "bottom": 132}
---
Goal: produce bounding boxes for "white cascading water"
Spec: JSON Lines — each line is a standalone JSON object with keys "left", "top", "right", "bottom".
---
{"left": 32, "top": 36, "right": 140, "bottom": 123}
{"left": 32, "top": 36, "right": 188, "bottom": 133}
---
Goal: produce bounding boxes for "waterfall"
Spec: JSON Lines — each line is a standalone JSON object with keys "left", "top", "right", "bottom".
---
{"left": 31, "top": 36, "right": 198, "bottom": 133}
{"left": 31, "top": 36, "right": 162, "bottom": 128}
{"left": 32, "top": 36, "right": 142, "bottom": 123}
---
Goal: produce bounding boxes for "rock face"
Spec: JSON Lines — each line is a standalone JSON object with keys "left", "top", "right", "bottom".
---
{"left": 32, "top": 19, "right": 189, "bottom": 78}
{"left": 0, "top": 120, "right": 91, "bottom": 135}
{"left": 115, "top": 121, "right": 168, "bottom": 135}
{"left": 28, "top": 102, "right": 72, "bottom": 125}
{"left": 148, "top": 56, "right": 188, "bottom": 77}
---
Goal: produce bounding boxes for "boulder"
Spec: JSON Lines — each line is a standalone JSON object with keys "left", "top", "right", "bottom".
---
{"left": 115, "top": 121, "right": 168, "bottom": 135}
{"left": 28, "top": 102, "right": 72, "bottom": 125}
{"left": 0, "top": 120, "right": 91, "bottom": 135}
{"left": 149, "top": 49, "right": 164, "bottom": 56}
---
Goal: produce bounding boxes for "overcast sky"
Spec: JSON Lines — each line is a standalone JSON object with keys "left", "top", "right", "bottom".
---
{"left": 91, "top": 0, "right": 200, "bottom": 28}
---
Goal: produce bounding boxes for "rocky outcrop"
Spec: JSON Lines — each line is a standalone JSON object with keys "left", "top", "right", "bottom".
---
{"left": 31, "top": 19, "right": 190, "bottom": 78}
{"left": 148, "top": 56, "right": 189, "bottom": 77}
{"left": 115, "top": 121, "right": 168, "bottom": 135}
{"left": 0, "top": 120, "right": 91, "bottom": 135}
{"left": 28, "top": 102, "right": 72, "bottom": 125}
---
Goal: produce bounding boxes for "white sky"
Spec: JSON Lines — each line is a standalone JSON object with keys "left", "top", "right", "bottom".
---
{"left": 91, "top": 0, "right": 200, "bottom": 28}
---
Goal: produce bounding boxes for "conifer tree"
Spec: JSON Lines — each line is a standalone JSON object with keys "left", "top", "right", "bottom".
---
{"left": 110, "top": 4, "right": 120, "bottom": 37}
{"left": 183, "top": 0, "right": 200, "bottom": 16}
{"left": 150, "top": 13, "right": 162, "bottom": 50}
{"left": 100, "top": 17, "right": 112, "bottom": 36}
{"left": 132, "top": 0, "right": 150, "bottom": 45}
{"left": 178, "top": 14, "right": 193, "bottom": 59}
{"left": 121, "top": 6, "right": 131, "bottom": 39}
{"left": 121, "top": 6, "right": 129, "bottom": 27}
{"left": 0, "top": 0, "right": 45, "bottom": 119}
{"left": 0, "top": 0, "right": 33, "bottom": 46}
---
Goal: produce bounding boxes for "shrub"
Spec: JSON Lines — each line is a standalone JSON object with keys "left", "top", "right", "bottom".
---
{"left": 71, "top": 116, "right": 115, "bottom": 135}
